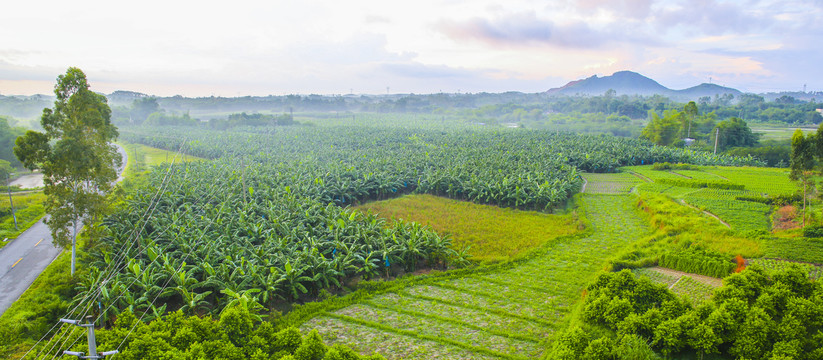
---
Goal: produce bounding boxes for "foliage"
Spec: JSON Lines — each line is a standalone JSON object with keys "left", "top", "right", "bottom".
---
{"left": 611, "top": 193, "right": 761, "bottom": 273}
{"left": 656, "top": 177, "right": 744, "bottom": 190}
{"left": 12, "top": 67, "right": 121, "bottom": 248}
{"left": 658, "top": 247, "right": 736, "bottom": 278}
{"left": 558, "top": 265, "right": 823, "bottom": 359}
{"left": 712, "top": 117, "right": 760, "bottom": 151}
{"left": 24, "top": 307, "right": 385, "bottom": 360}
{"left": 0, "top": 116, "right": 26, "bottom": 167}
{"left": 209, "top": 112, "right": 295, "bottom": 129}
{"left": 803, "top": 225, "right": 823, "bottom": 238}
{"left": 651, "top": 162, "right": 699, "bottom": 171}
{"left": 144, "top": 111, "right": 199, "bottom": 126}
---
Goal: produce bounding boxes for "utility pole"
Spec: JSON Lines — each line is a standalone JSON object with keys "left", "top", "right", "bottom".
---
{"left": 60, "top": 317, "right": 118, "bottom": 359}
{"left": 6, "top": 172, "right": 17, "bottom": 230}
{"left": 713, "top": 128, "right": 720, "bottom": 155}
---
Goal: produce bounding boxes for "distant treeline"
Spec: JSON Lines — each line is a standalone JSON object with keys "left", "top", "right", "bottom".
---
{"left": 4, "top": 91, "right": 821, "bottom": 126}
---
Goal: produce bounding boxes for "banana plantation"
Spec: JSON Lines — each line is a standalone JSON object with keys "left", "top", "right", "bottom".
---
{"left": 78, "top": 125, "right": 763, "bottom": 325}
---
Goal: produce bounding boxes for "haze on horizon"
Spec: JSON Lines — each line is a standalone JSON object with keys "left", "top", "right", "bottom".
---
{"left": 1, "top": 0, "right": 820, "bottom": 98}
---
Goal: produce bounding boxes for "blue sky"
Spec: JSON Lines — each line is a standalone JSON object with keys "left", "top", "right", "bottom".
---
{"left": 1, "top": 0, "right": 821, "bottom": 96}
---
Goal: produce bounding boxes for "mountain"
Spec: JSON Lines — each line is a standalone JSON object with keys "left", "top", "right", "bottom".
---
{"left": 546, "top": 71, "right": 742, "bottom": 101}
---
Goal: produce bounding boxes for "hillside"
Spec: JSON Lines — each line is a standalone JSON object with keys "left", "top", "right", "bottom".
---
{"left": 546, "top": 70, "right": 742, "bottom": 101}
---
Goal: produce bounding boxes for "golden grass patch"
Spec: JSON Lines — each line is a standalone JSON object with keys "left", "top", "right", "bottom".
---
{"left": 357, "top": 194, "right": 579, "bottom": 263}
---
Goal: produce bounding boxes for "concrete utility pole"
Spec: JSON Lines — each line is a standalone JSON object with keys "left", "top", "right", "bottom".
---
{"left": 713, "top": 128, "right": 720, "bottom": 155}
{"left": 61, "top": 317, "right": 118, "bottom": 359}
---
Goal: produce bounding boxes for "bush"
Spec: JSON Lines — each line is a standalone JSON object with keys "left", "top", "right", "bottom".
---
{"left": 652, "top": 162, "right": 700, "bottom": 171}
{"left": 657, "top": 178, "right": 744, "bottom": 190}
{"left": 803, "top": 225, "right": 823, "bottom": 238}
{"left": 658, "top": 247, "right": 736, "bottom": 278}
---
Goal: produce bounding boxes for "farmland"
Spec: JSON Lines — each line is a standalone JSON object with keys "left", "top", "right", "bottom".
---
{"left": 7, "top": 120, "right": 822, "bottom": 360}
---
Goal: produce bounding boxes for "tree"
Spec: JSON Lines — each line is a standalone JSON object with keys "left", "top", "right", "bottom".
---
{"left": 712, "top": 117, "right": 759, "bottom": 151}
{"left": 683, "top": 101, "right": 699, "bottom": 138}
{"left": 641, "top": 110, "right": 683, "bottom": 146}
{"left": 789, "top": 129, "right": 815, "bottom": 226}
{"left": 130, "top": 97, "right": 159, "bottom": 125}
{"left": 13, "top": 67, "right": 121, "bottom": 275}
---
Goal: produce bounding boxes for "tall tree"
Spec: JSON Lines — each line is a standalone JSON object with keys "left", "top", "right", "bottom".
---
{"left": 14, "top": 67, "right": 121, "bottom": 275}
{"left": 640, "top": 109, "right": 683, "bottom": 146}
{"left": 712, "top": 117, "right": 759, "bottom": 151}
{"left": 789, "top": 129, "right": 816, "bottom": 227}
{"left": 683, "top": 101, "right": 699, "bottom": 138}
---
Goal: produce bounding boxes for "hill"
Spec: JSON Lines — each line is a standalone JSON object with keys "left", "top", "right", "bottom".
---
{"left": 546, "top": 71, "right": 742, "bottom": 101}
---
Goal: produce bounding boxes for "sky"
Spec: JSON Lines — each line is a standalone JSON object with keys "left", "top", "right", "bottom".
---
{"left": 1, "top": 0, "right": 821, "bottom": 97}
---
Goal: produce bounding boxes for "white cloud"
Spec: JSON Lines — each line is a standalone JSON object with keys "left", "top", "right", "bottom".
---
{"left": 0, "top": 0, "right": 820, "bottom": 95}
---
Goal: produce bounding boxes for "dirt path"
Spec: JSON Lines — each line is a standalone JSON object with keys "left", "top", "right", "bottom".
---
{"left": 628, "top": 171, "right": 652, "bottom": 182}
{"left": 678, "top": 199, "right": 731, "bottom": 229}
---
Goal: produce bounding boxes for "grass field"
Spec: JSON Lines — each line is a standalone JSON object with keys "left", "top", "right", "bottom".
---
{"left": 302, "top": 194, "right": 649, "bottom": 359}
{"left": 356, "top": 194, "right": 580, "bottom": 263}
{"left": 0, "top": 191, "right": 46, "bottom": 247}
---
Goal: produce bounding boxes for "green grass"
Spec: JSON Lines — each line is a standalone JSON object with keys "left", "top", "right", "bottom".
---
{"left": 581, "top": 172, "right": 644, "bottom": 194}
{"left": 749, "top": 258, "right": 823, "bottom": 279}
{"left": 701, "top": 166, "right": 797, "bottom": 196}
{"left": 302, "top": 194, "right": 651, "bottom": 359}
{"left": 628, "top": 165, "right": 796, "bottom": 233}
{"left": 762, "top": 231, "right": 823, "bottom": 264}
{"left": 356, "top": 194, "right": 580, "bottom": 263}
{"left": 0, "top": 191, "right": 46, "bottom": 248}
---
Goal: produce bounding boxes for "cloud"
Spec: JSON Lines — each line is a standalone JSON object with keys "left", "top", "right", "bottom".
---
{"left": 574, "top": 0, "right": 653, "bottom": 19}
{"left": 380, "top": 62, "right": 474, "bottom": 79}
{"left": 436, "top": 12, "right": 615, "bottom": 48}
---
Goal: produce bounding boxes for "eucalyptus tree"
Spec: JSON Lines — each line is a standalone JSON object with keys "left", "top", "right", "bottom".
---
{"left": 14, "top": 67, "right": 121, "bottom": 275}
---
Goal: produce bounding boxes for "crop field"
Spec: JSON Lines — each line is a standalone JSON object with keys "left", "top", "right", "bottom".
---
{"left": 301, "top": 194, "right": 650, "bottom": 359}
{"left": 18, "top": 120, "right": 805, "bottom": 360}
{"left": 749, "top": 258, "right": 823, "bottom": 279}
{"left": 580, "top": 172, "right": 644, "bottom": 194}
{"left": 626, "top": 164, "right": 798, "bottom": 233}
{"left": 355, "top": 194, "right": 579, "bottom": 263}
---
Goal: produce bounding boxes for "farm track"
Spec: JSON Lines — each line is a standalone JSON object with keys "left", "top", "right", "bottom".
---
{"left": 302, "top": 194, "right": 649, "bottom": 359}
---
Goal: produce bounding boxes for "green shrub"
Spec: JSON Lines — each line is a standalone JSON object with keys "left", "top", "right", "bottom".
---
{"left": 658, "top": 247, "right": 736, "bottom": 278}
{"left": 657, "top": 178, "right": 744, "bottom": 190}
{"left": 804, "top": 225, "right": 823, "bottom": 238}
{"left": 652, "top": 162, "right": 700, "bottom": 171}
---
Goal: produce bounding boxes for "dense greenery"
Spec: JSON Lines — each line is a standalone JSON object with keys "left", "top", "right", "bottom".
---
{"left": 0, "top": 116, "right": 26, "bottom": 168}
{"left": 554, "top": 266, "right": 823, "bottom": 359}
{"left": 658, "top": 247, "right": 736, "bottom": 278}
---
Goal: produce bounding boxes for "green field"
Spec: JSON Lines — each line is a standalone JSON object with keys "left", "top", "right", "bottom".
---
{"left": 301, "top": 194, "right": 649, "bottom": 359}
{"left": 12, "top": 121, "right": 823, "bottom": 360}
{"left": 356, "top": 194, "right": 580, "bottom": 263}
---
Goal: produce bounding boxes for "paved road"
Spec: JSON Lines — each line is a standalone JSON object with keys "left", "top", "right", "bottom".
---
{"left": 0, "top": 144, "right": 127, "bottom": 316}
